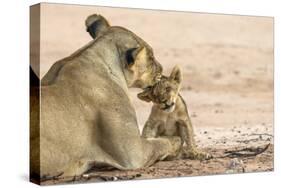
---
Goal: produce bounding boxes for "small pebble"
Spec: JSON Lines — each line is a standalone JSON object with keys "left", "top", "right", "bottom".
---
{"left": 229, "top": 158, "right": 244, "bottom": 169}
{"left": 191, "top": 113, "right": 197, "bottom": 118}
{"left": 112, "top": 177, "right": 118, "bottom": 181}
{"left": 214, "top": 109, "right": 223, "bottom": 113}
{"left": 214, "top": 103, "right": 222, "bottom": 107}
{"left": 233, "top": 70, "right": 240, "bottom": 75}
{"left": 82, "top": 174, "right": 89, "bottom": 178}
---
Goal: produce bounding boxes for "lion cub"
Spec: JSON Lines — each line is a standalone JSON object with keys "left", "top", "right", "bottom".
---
{"left": 138, "top": 66, "right": 210, "bottom": 160}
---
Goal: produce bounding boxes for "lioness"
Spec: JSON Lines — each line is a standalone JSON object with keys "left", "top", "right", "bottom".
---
{"left": 30, "top": 14, "right": 182, "bottom": 181}
{"left": 138, "top": 66, "right": 210, "bottom": 160}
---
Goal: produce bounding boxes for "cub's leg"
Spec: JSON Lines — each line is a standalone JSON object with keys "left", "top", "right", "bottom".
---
{"left": 177, "top": 119, "right": 211, "bottom": 160}
{"left": 142, "top": 120, "right": 164, "bottom": 138}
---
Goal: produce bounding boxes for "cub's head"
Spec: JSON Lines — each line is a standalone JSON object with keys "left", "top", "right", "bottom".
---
{"left": 138, "top": 66, "right": 182, "bottom": 112}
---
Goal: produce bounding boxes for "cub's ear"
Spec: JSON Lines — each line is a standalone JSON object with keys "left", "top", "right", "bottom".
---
{"left": 125, "top": 46, "right": 147, "bottom": 68}
{"left": 137, "top": 89, "right": 152, "bottom": 102}
{"left": 169, "top": 65, "right": 182, "bottom": 84}
{"left": 85, "top": 14, "right": 110, "bottom": 39}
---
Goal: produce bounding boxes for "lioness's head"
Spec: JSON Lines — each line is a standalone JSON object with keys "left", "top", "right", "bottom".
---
{"left": 123, "top": 46, "right": 163, "bottom": 88}
{"left": 85, "top": 14, "right": 162, "bottom": 89}
{"left": 138, "top": 66, "right": 182, "bottom": 112}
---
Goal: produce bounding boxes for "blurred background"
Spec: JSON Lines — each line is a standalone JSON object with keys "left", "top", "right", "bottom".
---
{"left": 34, "top": 3, "right": 273, "bottom": 147}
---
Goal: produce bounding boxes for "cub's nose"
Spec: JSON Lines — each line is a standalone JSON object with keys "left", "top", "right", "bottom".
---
{"left": 162, "top": 101, "right": 176, "bottom": 111}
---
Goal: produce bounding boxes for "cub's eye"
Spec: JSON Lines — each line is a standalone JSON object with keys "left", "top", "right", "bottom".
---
{"left": 166, "top": 87, "right": 172, "bottom": 92}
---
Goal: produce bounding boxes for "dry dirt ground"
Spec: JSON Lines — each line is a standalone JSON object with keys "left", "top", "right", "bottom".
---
{"left": 41, "top": 144, "right": 273, "bottom": 185}
{"left": 33, "top": 3, "right": 274, "bottom": 185}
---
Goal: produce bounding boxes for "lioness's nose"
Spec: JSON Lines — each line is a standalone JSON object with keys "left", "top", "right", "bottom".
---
{"left": 169, "top": 102, "right": 175, "bottom": 106}
{"left": 155, "top": 73, "right": 161, "bottom": 81}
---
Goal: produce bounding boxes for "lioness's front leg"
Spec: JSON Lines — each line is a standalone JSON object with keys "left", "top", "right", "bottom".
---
{"left": 177, "top": 119, "right": 211, "bottom": 160}
{"left": 96, "top": 107, "right": 182, "bottom": 170}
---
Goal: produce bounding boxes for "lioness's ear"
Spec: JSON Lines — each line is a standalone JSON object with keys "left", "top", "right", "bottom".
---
{"left": 137, "top": 89, "right": 152, "bottom": 102}
{"left": 85, "top": 14, "right": 110, "bottom": 39}
{"left": 169, "top": 65, "right": 182, "bottom": 84}
{"left": 126, "top": 47, "right": 147, "bottom": 68}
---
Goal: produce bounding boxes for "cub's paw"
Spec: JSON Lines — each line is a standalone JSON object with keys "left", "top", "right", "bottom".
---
{"left": 196, "top": 151, "right": 212, "bottom": 160}
{"left": 183, "top": 148, "right": 212, "bottom": 160}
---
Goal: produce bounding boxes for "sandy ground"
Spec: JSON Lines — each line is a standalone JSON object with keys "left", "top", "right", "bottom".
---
{"left": 41, "top": 144, "right": 273, "bottom": 185}
{"left": 32, "top": 3, "right": 274, "bottom": 185}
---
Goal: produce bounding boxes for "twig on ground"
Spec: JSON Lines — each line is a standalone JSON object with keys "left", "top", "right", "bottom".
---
{"left": 250, "top": 133, "right": 273, "bottom": 137}
{"left": 222, "top": 144, "right": 270, "bottom": 158}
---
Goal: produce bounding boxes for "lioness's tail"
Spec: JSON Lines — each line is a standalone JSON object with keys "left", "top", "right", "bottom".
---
{"left": 85, "top": 14, "right": 110, "bottom": 39}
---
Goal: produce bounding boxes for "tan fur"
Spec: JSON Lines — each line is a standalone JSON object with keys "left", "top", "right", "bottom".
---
{"left": 30, "top": 15, "right": 181, "bottom": 179}
{"left": 138, "top": 66, "right": 211, "bottom": 160}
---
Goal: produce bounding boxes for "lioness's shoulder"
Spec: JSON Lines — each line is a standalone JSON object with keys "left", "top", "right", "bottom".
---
{"left": 41, "top": 40, "right": 96, "bottom": 86}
